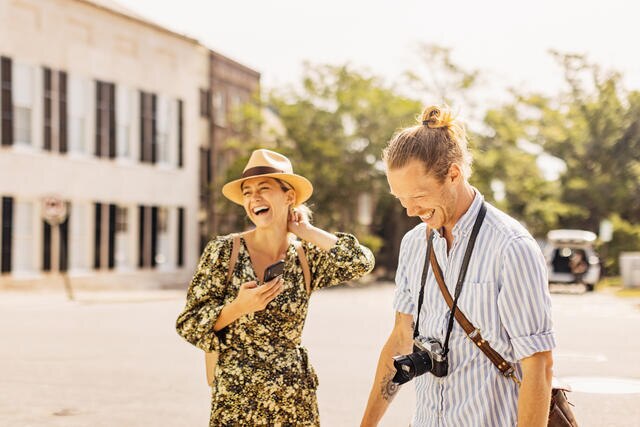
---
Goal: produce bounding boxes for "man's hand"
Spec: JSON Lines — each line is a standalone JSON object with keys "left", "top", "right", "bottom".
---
{"left": 517, "top": 350, "right": 553, "bottom": 427}
{"left": 360, "top": 312, "right": 414, "bottom": 427}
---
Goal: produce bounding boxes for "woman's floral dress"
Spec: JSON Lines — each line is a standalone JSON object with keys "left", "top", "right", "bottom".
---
{"left": 176, "top": 232, "right": 374, "bottom": 426}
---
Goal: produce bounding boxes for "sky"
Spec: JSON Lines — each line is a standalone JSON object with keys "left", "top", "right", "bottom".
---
{"left": 117, "top": 0, "right": 640, "bottom": 105}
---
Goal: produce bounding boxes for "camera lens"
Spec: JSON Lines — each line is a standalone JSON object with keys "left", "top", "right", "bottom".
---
{"left": 391, "top": 350, "right": 433, "bottom": 385}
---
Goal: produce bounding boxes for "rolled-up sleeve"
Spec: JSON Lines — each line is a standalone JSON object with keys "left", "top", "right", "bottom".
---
{"left": 175, "top": 237, "right": 230, "bottom": 352}
{"left": 497, "top": 235, "right": 556, "bottom": 361}
{"left": 393, "top": 232, "right": 415, "bottom": 315}
{"left": 304, "top": 232, "right": 375, "bottom": 291}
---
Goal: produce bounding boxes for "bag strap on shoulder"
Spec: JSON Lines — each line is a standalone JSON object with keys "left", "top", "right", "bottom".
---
{"left": 427, "top": 229, "right": 521, "bottom": 385}
{"left": 226, "top": 234, "right": 241, "bottom": 284}
{"left": 293, "top": 240, "right": 312, "bottom": 295}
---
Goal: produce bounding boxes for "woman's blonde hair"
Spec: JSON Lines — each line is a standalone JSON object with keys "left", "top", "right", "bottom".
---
{"left": 382, "top": 105, "right": 472, "bottom": 182}
{"left": 274, "top": 178, "right": 313, "bottom": 223}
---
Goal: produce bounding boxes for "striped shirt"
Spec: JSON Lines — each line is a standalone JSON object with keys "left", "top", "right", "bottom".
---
{"left": 393, "top": 190, "right": 555, "bottom": 427}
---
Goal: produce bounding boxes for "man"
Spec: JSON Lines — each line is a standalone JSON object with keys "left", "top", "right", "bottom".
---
{"left": 361, "top": 106, "right": 555, "bottom": 427}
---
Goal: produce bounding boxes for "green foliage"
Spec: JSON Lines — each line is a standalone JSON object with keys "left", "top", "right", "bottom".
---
{"left": 498, "top": 52, "right": 640, "bottom": 272}
{"left": 357, "top": 233, "right": 385, "bottom": 258}
{"left": 471, "top": 105, "right": 573, "bottom": 236}
{"left": 268, "top": 63, "right": 421, "bottom": 236}
{"left": 218, "top": 48, "right": 639, "bottom": 276}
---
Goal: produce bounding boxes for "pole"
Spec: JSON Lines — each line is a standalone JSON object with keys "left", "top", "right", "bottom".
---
{"left": 56, "top": 223, "right": 74, "bottom": 301}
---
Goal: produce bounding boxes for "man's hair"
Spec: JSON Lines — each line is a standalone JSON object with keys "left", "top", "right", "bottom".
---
{"left": 382, "top": 105, "right": 472, "bottom": 182}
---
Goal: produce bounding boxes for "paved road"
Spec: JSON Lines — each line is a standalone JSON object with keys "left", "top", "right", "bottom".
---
{"left": 0, "top": 284, "right": 638, "bottom": 426}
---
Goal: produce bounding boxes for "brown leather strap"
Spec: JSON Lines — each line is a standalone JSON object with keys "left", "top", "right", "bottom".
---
{"left": 206, "top": 234, "right": 242, "bottom": 387}
{"left": 428, "top": 243, "right": 520, "bottom": 384}
{"left": 226, "top": 234, "right": 241, "bottom": 284}
{"left": 293, "top": 241, "right": 311, "bottom": 295}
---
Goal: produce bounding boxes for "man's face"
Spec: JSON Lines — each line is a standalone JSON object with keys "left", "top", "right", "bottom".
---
{"left": 387, "top": 160, "right": 459, "bottom": 230}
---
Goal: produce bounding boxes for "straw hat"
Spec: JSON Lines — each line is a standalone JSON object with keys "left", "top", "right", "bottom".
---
{"left": 222, "top": 149, "right": 313, "bottom": 205}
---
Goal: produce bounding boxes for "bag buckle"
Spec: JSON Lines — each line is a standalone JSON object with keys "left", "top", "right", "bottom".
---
{"left": 467, "top": 328, "right": 481, "bottom": 340}
{"left": 504, "top": 366, "right": 521, "bottom": 386}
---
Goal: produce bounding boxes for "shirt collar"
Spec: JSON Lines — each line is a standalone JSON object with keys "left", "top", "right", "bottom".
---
{"left": 453, "top": 187, "right": 484, "bottom": 237}
{"left": 432, "top": 187, "right": 484, "bottom": 240}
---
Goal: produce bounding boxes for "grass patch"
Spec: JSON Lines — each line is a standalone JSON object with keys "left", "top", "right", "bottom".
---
{"left": 599, "top": 276, "right": 640, "bottom": 297}
{"left": 598, "top": 276, "right": 622, "bottom": 288}
{"left": 616, "top": 288, "right": 640, "bottom": 298}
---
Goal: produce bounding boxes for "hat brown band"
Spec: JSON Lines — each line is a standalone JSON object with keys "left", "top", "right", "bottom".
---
{"left": 242, "top": 166, "right": 285, "bottom": 178}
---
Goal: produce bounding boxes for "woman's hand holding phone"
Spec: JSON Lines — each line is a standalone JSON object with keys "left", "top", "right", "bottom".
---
{"left": 234, "top": 277, "right": 283, "bottom": 315}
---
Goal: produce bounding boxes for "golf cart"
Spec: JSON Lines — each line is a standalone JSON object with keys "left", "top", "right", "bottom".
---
{"left": 544, "top": 229, "right": 601, "bottom": 292}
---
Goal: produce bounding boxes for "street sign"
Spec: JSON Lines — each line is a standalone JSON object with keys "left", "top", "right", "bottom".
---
{"left": 42, "top": 196, "right": 68, "bottom": 225}
{"left": 599, "top": 219, "right": 613, "bottom": 243}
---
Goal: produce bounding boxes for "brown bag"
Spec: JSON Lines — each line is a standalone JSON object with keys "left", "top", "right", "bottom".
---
{"left": 204, "top": 235, "right": 311, "bottom": 386}
{"left": 427, "top": 232, "right": 578, "bottom": 427}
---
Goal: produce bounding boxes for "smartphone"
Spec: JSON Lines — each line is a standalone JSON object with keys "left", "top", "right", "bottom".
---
{"left": 263, "top": 259, "right": 285, "bottom": 283}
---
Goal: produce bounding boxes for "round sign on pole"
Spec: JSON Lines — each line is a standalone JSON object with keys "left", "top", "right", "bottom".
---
{"left": 42, "top": 196, "right": 68, "bottom": 225}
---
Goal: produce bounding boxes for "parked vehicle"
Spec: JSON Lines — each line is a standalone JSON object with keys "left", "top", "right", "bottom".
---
{"left": 544, "top": 229, "right": 601, "bottom": 292}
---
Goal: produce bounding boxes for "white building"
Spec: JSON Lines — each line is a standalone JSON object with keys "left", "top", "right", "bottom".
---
{"left": 0, "top": 0, "right": 239, "bottom": 289}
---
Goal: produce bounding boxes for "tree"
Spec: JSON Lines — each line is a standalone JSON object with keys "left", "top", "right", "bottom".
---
{"left": 500, "top": 52, "right": 640, "bottom": 272}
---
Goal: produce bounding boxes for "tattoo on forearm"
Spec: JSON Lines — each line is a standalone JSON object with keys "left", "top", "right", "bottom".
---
{"left": 381, "top": 371, "right": 400, "bottom": 402}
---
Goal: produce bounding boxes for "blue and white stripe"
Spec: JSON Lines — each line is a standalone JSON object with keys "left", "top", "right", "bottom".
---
{"left": 393, "top": 190, "right": 556, "bottom": 427}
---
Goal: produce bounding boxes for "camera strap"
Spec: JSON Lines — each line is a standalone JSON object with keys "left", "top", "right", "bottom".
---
{"left": 426, "top": 208, "right": 522, "bottom": 385}
{"left": 413, "top": 202, "right": 487, "bottom": 357}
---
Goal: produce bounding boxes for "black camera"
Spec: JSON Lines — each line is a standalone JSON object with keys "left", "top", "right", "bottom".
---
{"left": 391, "top": 337, "right": 448, "bottom": 385}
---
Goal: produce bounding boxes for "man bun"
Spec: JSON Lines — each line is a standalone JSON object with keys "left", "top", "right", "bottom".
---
{"left": 421, "top": 105, "right": 454, "bottom": 129}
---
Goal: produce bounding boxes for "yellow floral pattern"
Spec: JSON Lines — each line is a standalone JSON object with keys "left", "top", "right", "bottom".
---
{"left": 176, "top": 233, "right": 374, "bottom": 426}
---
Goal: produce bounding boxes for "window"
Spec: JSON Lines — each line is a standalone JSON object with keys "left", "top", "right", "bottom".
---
{"left": 1, "top": 57, "right": 13, "bottom": 146}
{"left": 93, "top": 202, "right": 116, "bottom": 270}
{"left": 139, "top": 91, "right": 156, "bottom": 163}
{"left": 115, "top": 206, "right": 129, "bottom": 270}
{"left": 156, "top": 95, "right": 170, "bottom": 164}
{"left": 68, "top": 75, "right": 90, "bottom": 155}
{"left": 199, "top": 88, "right": 210, "bottom": 117}
{"left": 13, "top": 63, "right": 34, "bottom": 146}
{"left": 177, "top": 207, "right": 184, "bottom": 267}
{"left": 116, "top": 206, "right": 128, "bottom": 232}
{"left": 13, "top": 200, "right": 35, "bottom": 274}
{"left": 213, "top": 91, "right": 226, "bottom": 127}
{"left": 69, "top": 202, "right": 89, "bottom": 271}
{"left": 95, "top": 81, "right": 116, "bottom": 158}
{"left": 138, "top": 205, "right": 158, "bottom": 268}
{"left": 155, "top": 207, "right": 170, "bottom": 268}
{"left": 177, "top": 100, "right": 184, "bottom": 168}
{"left": 116, "top": 85, "right": 132, "bottom": 159}
{"left": 1, "top": 197, "right": 13, "bottom": 273}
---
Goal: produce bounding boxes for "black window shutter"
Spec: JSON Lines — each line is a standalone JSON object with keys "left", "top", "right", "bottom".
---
{"left": 59, "top": 210, "right": 69, "bottom": 273}
{"left": 95, "top": 81, "right": 102, "bottom": 157}
{"left": 150, "top": 206, "right": 158, "bottom": 268}
{"left": 177, "top": 207, "right": 184, "bottom": 267}
{"left": 138, "top": 205, "right": 145, "bottom": 267}
{"left": 108, "top": 204, "right": 116, "bottom": 269}
{"left": 1, "top": 197, "right": 13, "bottom": 273}
{"left": 139, "top": 91, "right": 145, "bottom": 163}
{"left": 94, "top": 202, "right": 102, "bottom": 269}
{"left": 43, "top": 67, "right": 52, "bottom": 151}
{"left": 42, "top": 220, "right": 52, "bottom": 271}
{"left": 58, "top": 71, "right": 68, "bottom": 154}
{"left": 0, "top": 57, "right": 12, "bottom": 146}
{"left": 178, "top": 99, "right": 183, "bottom": 168}
{"left": 151, "top": 94, "right": 157, "bottom": 164}
{"left": 108, "top": 83, "right": 116, "bottom": 159}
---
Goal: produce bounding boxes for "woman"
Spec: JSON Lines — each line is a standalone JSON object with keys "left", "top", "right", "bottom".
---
{"left": 176, "top": 149, "right": 375, "bottom": 426}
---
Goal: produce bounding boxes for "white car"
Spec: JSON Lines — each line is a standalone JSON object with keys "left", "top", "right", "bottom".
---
{"left": 543, "top": 229, "right": 601, "bottom": 292}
